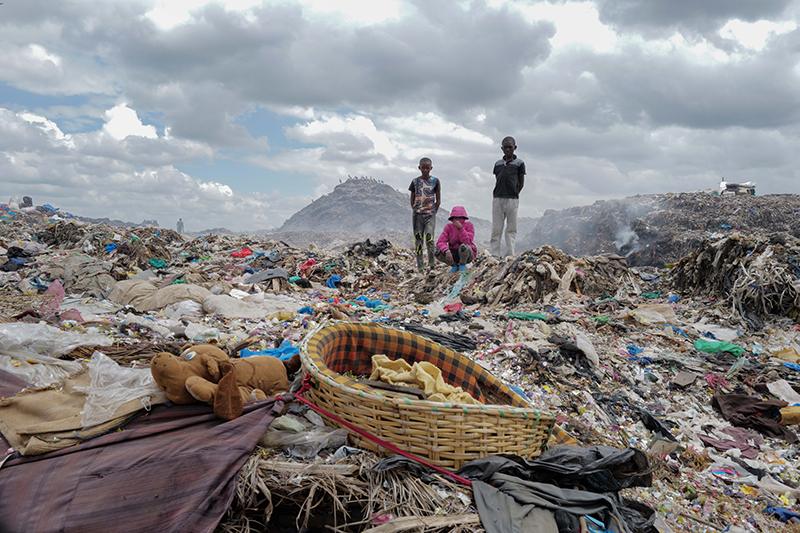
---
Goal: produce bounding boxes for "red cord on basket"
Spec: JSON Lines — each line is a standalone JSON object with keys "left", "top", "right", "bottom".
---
{"left": 294, "top": 374, "right": 473, "bottom": 487}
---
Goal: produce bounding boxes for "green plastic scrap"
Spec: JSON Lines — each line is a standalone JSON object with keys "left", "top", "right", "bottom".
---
{"left": 693, "top": 338, "right": 745, "bottom": 357}
{"left": 148, "top": 258, "right": 167, "bottom": 269}
{"left": 591, "top": 316, "right": 610, "bottom": 323}
{"left": 171, "top": 278, "right": 186, "bottom": 285}
{"left": 289, "top": 276, "right": 301, "bottom": 283}
{"left": 640, "top": 292, "right": 661, "bottom": 299}
{"left": 508, "top": 312, "right": 546, "bottom": 321}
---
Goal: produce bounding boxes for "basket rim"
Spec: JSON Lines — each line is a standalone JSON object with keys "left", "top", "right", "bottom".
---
{"left": 300, "top": 321, "right": 556, "bottom": 419}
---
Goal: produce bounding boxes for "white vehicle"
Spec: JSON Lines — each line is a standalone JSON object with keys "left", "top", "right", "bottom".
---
{"left": 719, "top": 178, "right": 756, "bottom": 196}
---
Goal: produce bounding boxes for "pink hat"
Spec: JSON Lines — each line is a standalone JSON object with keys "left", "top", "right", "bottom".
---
{"left": 448, "top": 206, "right": 469, "bottom": 220}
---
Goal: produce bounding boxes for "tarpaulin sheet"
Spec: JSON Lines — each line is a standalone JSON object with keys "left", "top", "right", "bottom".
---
{"left": 0, "top": 370, "right": 287, "bottom": 533}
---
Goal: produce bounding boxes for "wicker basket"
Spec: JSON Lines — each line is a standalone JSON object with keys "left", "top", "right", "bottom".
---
{"left": 300, "top": 322, "right": 556, "bottom": 469}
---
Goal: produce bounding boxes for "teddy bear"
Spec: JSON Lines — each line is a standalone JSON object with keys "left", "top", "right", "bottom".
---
{"left": 150, "top": 344, "right": 302, "bottom": 420}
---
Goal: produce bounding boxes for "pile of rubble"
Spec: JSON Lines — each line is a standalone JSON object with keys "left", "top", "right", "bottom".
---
{"left": 520, "top": 192, "right": 800, "bottom": 268}
{"left": 670, "top": 232, "right": 800, "bottom": 324}
{"left": 3, "top": 198, "right": 800, "bottom": 532}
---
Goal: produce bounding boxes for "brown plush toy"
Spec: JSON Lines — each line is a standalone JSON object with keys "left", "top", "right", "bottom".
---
{"left": 150, "top": 344, "right": 302, "bottom": 420}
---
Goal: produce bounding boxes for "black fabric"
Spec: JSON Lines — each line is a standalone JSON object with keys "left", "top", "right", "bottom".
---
{"left": 370, "top": 455, "right": 437, "bottom": 483}
{"left": 262, "top": 251, "right": 283, "bottom": 268}
{"left": 348, "top": 238, "right": 393, "bottom": 257}
{"left": 594, "top": 395, "right": 677, "bottom": 442}
{"left": 547, "top": 334, "right": 598, "bottom": 378}
{"left": 434, "top": 311, "right": 472, "bottom": 324}
{"left": 474, "top": 477, "right": 627, "bottom": 533}
{"left": 0, "top": 261, "right": 25, "bottom": 272}
{"left": 398, "top": 323, "right": 477, "bottom": 352}
{"left": 554, "top": 510, "right": 581, "bottom": 533}
{"left": 456, "top": 446, "right": 652, "bottom": 492}
{"left": 245, "top": 267, "right": 289, "bottom": 284}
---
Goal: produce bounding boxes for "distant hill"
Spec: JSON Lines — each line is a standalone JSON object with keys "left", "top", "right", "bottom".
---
{"left": 276, "top": 177, "right": 452, "bottom": 234}
{"left": 271, "top": 177, "right": 535, "bottom": 250}
{"left": 517, "top": 192, "right": 800, "bottom": 266}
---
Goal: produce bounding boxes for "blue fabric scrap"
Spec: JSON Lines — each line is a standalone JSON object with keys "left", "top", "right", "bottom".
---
{"left": 355, "top": 295, "right": 381, "bottom": 308}
{"left": 240, "top": 340, "right": 299, "bottom": 361}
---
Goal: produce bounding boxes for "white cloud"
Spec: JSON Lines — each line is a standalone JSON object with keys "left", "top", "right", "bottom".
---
{"left": 511, "top": 0, "right": 618, "bottom": 53}
{"left": 288, "top": 114, "right": 400, "bottom": 160}
{"left": 145, "top": 0, "right": 405, "bottom": 29}
{"left": 19, "top": 113, "right": 73, "bottom": 146}
{"left": 26, "top": 44, "right": 63, "bottom": 68}
{"left": 102, "top": 105, "right": 159, "bottom": 140}
{"left": 198, "top": 181, "right": 234, "bottom": 197}
{"left": 720, "top": 19, "right": 797, "bottom": 51}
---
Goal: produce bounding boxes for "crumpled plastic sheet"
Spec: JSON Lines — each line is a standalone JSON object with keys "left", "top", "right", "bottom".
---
{"left": 0, "top": 350, "right": 84, "bottom": 386}
{"left": 0, "top": 323, "right": 112, "bottom": 358}
{"left": 74, "top": 351, "right": 165, "bottom": 428}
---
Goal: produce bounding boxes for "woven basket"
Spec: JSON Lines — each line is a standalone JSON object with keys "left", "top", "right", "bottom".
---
{"left": 300, "top": 322, "right": 556, "bottom": 469}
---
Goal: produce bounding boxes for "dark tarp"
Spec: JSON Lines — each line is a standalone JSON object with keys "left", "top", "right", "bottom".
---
{"left": 473, "top": 476, "right": 630, "bottom": 533}
{"left": 459, "top": 446, "right": 656, "bottom": 533}
{"left": 456, "top": 445, "right": 652, "bottom": 493}
{"left": 0, "top": 370, "right": 287, "bottom": 533}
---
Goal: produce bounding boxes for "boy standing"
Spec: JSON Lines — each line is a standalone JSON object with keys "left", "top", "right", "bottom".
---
{"left": 409, "top": 157, "right": 441, "bottom": 271}
{"left": 491, "top": 136, "right": 525, "bottom": 258}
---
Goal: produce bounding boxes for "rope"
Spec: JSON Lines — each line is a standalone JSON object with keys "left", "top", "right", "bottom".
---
{"left": 293, "top": 375, "right": 473, "bottom": 488}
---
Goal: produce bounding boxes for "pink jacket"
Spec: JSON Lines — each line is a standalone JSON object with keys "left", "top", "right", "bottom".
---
{"left": 437, "top": 206, "right": 477, "bottom": 256}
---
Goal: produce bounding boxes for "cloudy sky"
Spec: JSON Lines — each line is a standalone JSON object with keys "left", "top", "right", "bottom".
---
{"left": 2, "top": 0, "right": 800, "bottom": 232}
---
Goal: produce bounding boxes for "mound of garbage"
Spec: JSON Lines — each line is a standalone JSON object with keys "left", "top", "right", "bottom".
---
{"left": 2, "top": 196, "right": 800, "bottom": 532}
{"left": 520, "top": 192, "right": 800, "bottom": 268}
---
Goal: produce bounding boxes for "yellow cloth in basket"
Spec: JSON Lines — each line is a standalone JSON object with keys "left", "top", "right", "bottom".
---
{"left": 369, "top": 354, "right": 481, "bottom": 405}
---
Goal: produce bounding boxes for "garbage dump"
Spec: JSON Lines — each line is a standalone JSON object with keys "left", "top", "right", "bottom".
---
{"left": 521, "top": 192, "right": 800, "bottom": 268}
{"left": 1, "top": 197, "right": 800, "bottom": 532}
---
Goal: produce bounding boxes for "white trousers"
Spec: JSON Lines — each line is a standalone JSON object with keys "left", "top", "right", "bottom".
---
{"left": 491, "top": 197, "right": 518, "bottom": 257}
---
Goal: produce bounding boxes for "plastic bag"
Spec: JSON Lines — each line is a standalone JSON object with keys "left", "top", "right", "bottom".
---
{"left": 0, "top": 351, "right": 84, "bottom": 386}
{"left": 0, "top": 323, "right": 112, "bottom": 357}
{"left": 259, "top": 426, "right": 349, "bottom": 459}
{"left": 75, "top": 351, "right": 165, "bottom": 427}
{"left": 168, "top": 300, "right": 204, "bottom": 319}
{"left": 184, "top": 322, "right": 219, "bottom": 342}
{"left": 39, "top": 279, "right": 66, "bottom": 318}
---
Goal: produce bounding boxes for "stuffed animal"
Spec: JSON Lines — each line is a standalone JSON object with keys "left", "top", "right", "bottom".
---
{"left": 150, "top": 344, "right": 302, "bottom": 420}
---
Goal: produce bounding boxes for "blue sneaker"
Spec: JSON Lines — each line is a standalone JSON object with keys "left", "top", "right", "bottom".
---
{"left": 448, "top": 266, "right": 458, "bottom": 273}
{"left": 457, "top": 265, "right": 468, "bottom": 271}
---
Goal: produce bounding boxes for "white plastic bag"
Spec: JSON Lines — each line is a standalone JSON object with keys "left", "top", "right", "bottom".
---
{"left": 0, "top": 323, "right": 112, "bottom": 357}
{"left": 259, "top": 426, "right": 349, "bottom": 459}
{"left": 0, "top": 351, "right": 84, "bottom": 386}
{"left": 75, "top": 351, "right": 165, "bottom": 427}
{"left": 168, "top": 300, "right": 204, "bottom": 319}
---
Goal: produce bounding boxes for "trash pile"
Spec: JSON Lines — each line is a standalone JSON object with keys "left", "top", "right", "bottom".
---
{"left": 671, "top": 232, "right": 800, "bottom": 323}
{"left": 521, "top": 192, "right": 800, "bottom": 268}
{"left": 2, "top": 197, "right": 800, "bottom": 532}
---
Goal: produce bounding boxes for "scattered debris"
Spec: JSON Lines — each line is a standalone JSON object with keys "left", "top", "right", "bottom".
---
{"left": 0, "top": 196, "right": 799, "bottom": 532}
